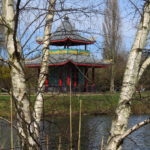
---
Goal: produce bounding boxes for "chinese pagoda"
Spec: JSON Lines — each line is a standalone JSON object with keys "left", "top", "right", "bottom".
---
{"left": 26, "top": 16, "right": 110, "bottom": 92}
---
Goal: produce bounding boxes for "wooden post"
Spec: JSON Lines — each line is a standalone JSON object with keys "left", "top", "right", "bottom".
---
{"left": 10, "top": 94, "right": 14, "bottom": 150}
{"left": 46, "top": 135, "right": 49, "bottom": 150}
{"left": 78, "top": 99, "right": 82, "bottom": 150}
{"left": 58, "top": 135, "right": 62, "bottom": 150}
{"left": 69, "top": 80, "right": 73, "bottom": 150}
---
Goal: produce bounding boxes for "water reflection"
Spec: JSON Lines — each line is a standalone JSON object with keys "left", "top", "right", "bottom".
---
{"left": 0, "top": 120, "right": 20, "bottom": 150}
{"left": 86, "top": 116, "right": 112, "bottom": 150}
{"left": 123, "top": 115, "right": 150, "bottom": 150}
{"left": 0, "top": 115, "right": 150, "bottom": 150}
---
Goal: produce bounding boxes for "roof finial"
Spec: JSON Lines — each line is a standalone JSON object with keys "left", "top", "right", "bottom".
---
{"left": 64, "top": 15, "right": 69, "bottom": 21}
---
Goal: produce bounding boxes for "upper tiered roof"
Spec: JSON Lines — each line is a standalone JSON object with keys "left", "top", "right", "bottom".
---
{"left": 36, "top": 16, "right": 95, "bottom": 46}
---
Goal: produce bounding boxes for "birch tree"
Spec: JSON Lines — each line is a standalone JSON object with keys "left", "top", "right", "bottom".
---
{"left": 105, "top": 1, "right": 150, "bottom": 149}
{"left": 2, "top": 0, "right": 55, "bottom": 149}
{"left": 4, "top": 0, "right": 35, "bottom": 148}
{"left": 34, "top": 0, "right": 56, "bottom": 135}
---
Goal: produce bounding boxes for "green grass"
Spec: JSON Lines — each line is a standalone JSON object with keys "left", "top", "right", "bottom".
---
{"left": 0, "top": 92, "right": 150, "bottom": 118}
{"left": 0, "top": 95, "right": 11, "bottom": 117}
{"left": 42, "top": 94, "right": 120, "bottom": 116}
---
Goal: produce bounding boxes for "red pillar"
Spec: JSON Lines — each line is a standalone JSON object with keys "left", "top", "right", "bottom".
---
{"left": 59, "top": 73, "right": 63, "bottom": 87}
{"left": 67, "top": 76, "right": 70, "bottom": 86}
{"left": 59, "top": 78, "right": 62, "bottom": 87}
{"left": 44, "top": 67, "right": 50, "bottom": 92}
{"left": 58, "top": 68, "right": 63, "bottom": 92}
{"left": 45, "top": 78, "right": 49, "bottom": 86}
{"left": 73, "top": 69, "right": 77, "bottom": 87}
{"left": 67, "top": 66, "right": 71, "bottom": 86}
{"left": 45, "top": 75, "right": 49, "bottom": 92}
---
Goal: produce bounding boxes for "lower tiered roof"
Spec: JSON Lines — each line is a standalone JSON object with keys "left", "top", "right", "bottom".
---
{"left": 25, "top": 53, "right": 110, "bottom": 68}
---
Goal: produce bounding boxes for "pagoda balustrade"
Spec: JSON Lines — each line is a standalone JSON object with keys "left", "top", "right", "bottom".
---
{"left": 49, "top": 48, "right": 90, "bottom": 55}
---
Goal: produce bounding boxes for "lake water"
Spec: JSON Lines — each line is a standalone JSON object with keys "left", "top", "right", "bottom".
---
{"left": 0, "top": 115, "right": 150, "bottom": 150}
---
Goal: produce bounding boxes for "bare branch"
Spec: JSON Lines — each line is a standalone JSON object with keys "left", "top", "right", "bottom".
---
{"left": 22, "top": 16, "right": 46, "bottom": 48}
{"left": 138, "top": 57, "right": 150, "bottom": 80}
{"left": 20, "top": 12, "right": 46, "bottom": 40}
{"left": 128, "top": 0, "right": 142, "bottom": 17}
{"left": 120, "top": 118, "right": 150, "bottom": 141}
{"left": 20, "top": 0, "right": 32, "bottom": 11}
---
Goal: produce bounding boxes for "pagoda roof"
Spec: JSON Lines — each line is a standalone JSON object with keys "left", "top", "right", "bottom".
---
{"left": 25, "top": 54, "right": 110, "bottom": 68}
{"left": 36, "top": 16, "right": 95, "bottom": 46}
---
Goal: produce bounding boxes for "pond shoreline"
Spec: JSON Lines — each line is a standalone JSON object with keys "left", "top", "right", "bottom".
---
{"left": 43, "top": 110, "right": 150, "bottom": 118}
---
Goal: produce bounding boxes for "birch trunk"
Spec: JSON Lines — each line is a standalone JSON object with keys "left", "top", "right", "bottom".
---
{"left": 4, "top": 0, "right": 38, "bottom": 149}
{"left": 105, "top": 1, "right": 150, "bottom": 150}
{"left": 34, "top": 0, "right": 55, "bottom": 127}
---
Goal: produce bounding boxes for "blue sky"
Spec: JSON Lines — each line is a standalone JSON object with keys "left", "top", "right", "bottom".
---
{"left": 17, "top": 0, "right": 145, "bottom": 59}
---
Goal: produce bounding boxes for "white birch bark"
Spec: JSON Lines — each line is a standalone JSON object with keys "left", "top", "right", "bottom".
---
{"left": 138, "top": 57, "right": 150, "bottom": 80}
{"left": 4, "top": 0, "right": 38, "bottom": 149}
{"left": 105, "top": 1, "right": 150, "bottom": 150}
{"left": 34, "top": 0, "right": 55, "bottom": 126}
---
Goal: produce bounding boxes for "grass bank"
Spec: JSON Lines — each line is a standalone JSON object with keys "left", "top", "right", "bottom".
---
{"left": 0, "top": 92, "right": 150, "bottom": 118}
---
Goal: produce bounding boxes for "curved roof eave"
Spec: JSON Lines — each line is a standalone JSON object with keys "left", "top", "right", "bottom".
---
{"left": 36, "top": 37, "right": 95, "bottom": 45}
{"left": 25, "top": 60, "right": 110, "bottom": 68}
